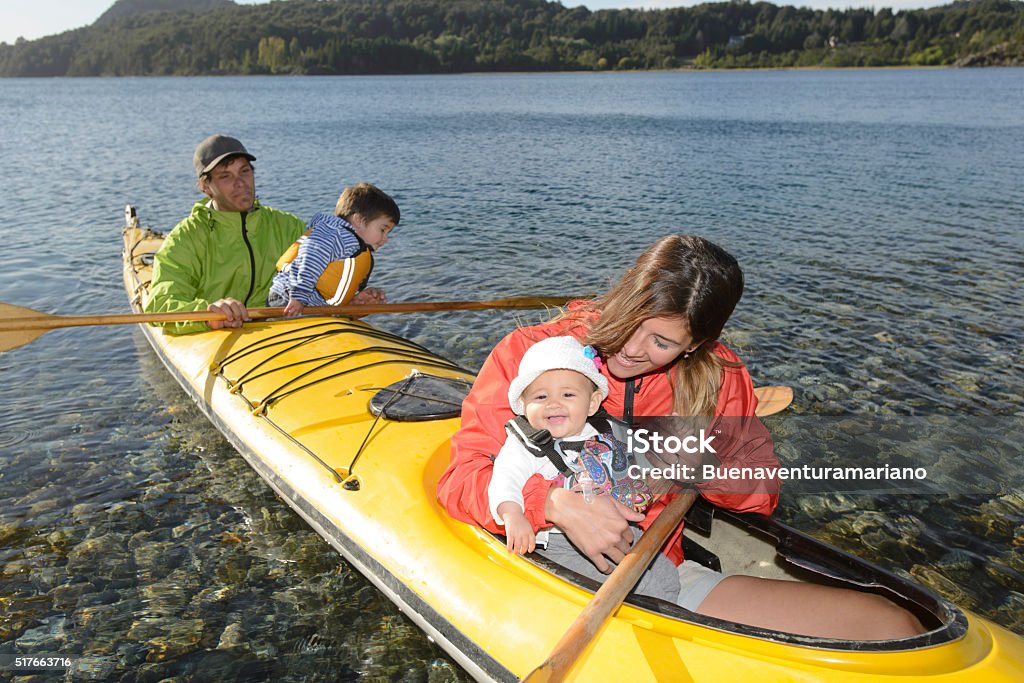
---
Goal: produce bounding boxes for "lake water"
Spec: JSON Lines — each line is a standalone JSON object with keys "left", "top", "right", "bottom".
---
{"left": 1, "top": 69, "right": 1022, "bottom": 679}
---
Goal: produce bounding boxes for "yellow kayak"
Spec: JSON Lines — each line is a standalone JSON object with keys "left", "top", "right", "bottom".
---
{"left": 123, "top": 215, "right": 1024, "bottom": 682}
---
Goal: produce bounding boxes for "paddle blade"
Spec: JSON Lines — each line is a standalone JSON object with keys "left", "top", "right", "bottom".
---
{"left": 0, "top": 327, "right": 49, "bottom": 353}
{"left": 753, "top": 385, "right": 794, "bottom": 417}
{"left": 0, "top": 303, "right": 53, "bottom": 353}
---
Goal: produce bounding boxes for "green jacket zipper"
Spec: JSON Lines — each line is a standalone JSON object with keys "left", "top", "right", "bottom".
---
{"left": 240, "top": 212, "right": 256, "bottom": 305}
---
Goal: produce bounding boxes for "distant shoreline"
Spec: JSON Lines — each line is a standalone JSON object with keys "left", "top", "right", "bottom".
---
{"left": 5, "top": 63, "right": 1014, "bottom": 81}
{"left": 2, "top": 0, "right": 1021, "bottom": 78}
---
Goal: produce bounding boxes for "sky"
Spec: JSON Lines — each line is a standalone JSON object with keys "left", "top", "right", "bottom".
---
{"left": 0, "top": 0, "right": 948, "bottom": 46}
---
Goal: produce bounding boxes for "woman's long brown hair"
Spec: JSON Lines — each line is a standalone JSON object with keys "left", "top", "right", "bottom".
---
{"left": 578, "top": 234, "right": 744, "bottom": 416}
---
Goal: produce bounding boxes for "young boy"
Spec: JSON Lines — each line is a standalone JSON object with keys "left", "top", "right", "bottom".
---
{"left": 268, "top": 182, "right": 399, "bottom": 317}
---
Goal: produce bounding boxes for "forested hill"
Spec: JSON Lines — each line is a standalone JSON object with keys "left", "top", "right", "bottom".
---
{"left": 1, "top": 0, "right": 1022, "bottom": 77}
{"left": 94, "top": 0, "right": 236, "bottom": 26}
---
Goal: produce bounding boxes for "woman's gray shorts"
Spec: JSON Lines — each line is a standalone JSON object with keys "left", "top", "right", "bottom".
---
{"left": 535, "top": 528, "right": 724, "bottom": 609}
{"left": 675, "top": 559, "right": 726, "bottom": 611}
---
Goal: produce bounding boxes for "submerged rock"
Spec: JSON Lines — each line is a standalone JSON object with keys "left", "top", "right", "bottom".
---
{"left": 69, "top": 655, "right": 117, "bottom": 680}
{"left": 910, "top": 565, "right": 976, "bottom": 608}
{"left": 217, "top": 621, "right": 247, "bottom": 650}
{"left": 127, "top": 616, "right": 204, "bottom": 662}
{"left": 428, "top": 658, "right": 463, "bottom": 683}
{"left": 66, "top": 533, "right": 130, "bottom": 575}
{"left": 993, "top": 593, "right": 1024, "bottom": 632}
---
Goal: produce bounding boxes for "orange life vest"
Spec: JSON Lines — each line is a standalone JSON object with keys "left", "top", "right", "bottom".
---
{"left": 275, "top": 230, "right": 374, "bottom": 305}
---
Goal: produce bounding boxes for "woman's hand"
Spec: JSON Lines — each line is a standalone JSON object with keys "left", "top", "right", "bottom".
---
{"left": 207, "top": 298, "right": 249, "bottom": 329}
{"left": 283, "top": 299, "right": 305, "bottom": 317}
{"left": 544, "top": 488, "right": 643, "bottom": 573}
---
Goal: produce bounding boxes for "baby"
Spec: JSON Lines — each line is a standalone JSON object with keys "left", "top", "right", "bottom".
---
{"left": 488, "top": 336, "right": 652, "bottom": 554}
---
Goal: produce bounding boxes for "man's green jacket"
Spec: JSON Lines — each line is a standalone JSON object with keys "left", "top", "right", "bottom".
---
{"left": 144, "top": 198, "right": 306, "bottom": 335}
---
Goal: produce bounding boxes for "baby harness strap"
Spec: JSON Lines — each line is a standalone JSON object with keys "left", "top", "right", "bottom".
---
{"left": 506, "top": 409, "right": 617, "bottom": 477}
{"left": 575, "top": 434, "right": 653, "bottom": 512}
{"left": 505, "top": 410, "right": 653, "bottom": 513}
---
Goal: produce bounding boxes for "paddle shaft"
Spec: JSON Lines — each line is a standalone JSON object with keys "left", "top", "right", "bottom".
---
{"left": 522, "top": 490, "right": 699, "bottom": 683}
{"left": 0, "top": 296, "right": 577, "bottom": 333}
{"left": 0, "top": 299, "right": 795, "bottom": 416}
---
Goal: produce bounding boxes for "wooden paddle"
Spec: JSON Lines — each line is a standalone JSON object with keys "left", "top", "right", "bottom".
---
{"left": 521, "top": 490, "right": 699, "bottom": 682}
{"left": 753, "top": 385, "right": 793, "bottom": 417}
{"left": 0, "top": 296, "right": 577, "bottom": 353}
{"left": 0, "top": 299, "right": 795, "bottom": 415}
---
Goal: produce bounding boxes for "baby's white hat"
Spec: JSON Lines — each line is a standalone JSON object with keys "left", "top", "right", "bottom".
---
{"left": 507, "top": 336, "right": 609, "bottom": 414}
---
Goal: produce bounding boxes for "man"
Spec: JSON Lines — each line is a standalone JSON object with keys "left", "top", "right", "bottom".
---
{"left": 144, "top": 134, "right": 306, "bottom": 334}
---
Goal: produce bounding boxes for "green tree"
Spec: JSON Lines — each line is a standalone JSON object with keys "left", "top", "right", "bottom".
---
{"left": 257, "top": 35, "right": 286, "bottom": 73}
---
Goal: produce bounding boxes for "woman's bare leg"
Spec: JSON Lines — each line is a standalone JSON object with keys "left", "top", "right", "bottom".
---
{"left": 695, "top": 575, "right": 925, "bottom": 640}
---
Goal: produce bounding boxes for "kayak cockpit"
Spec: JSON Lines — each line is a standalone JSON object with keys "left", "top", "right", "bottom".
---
{"left": 353, "top": 366, "right": 967, "bottom": 651}
{"left": 521, "top": 496, "right": 966, "bottom": 652}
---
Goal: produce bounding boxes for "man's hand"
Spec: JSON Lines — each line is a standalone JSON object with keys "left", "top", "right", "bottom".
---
{"left": 544, "top": 488, "right": 643, "bottom": 573}
{"left": 207, "top": 298, "right": 249, "bottom": 329}
{"left": 351, "top": 287, "right": 387, "bottom": 305}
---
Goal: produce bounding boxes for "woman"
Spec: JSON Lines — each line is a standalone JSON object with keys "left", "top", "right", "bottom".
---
{"left": 437, "top": 234, "right": 922, "bottom": 639}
